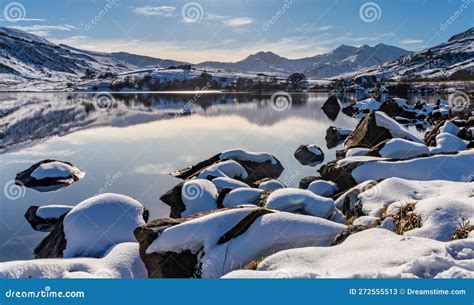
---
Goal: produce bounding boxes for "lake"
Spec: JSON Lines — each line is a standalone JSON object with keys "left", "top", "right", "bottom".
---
{"left": 0, "top": 92, "right": 440, "bottom": 261}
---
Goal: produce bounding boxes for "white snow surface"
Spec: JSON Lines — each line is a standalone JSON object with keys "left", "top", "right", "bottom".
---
{"left": 224, "top": 229, "right": 474, "bottom": 278}
{"left": 63, "top": 193, "right": 146, "bottom": 258}
{"left": 306, "top": 145, "right": 323, "bottom": 156}
{"left": 346, "top": 148, "right": 370, "bottom": 157}
{"left": 429, "top": 133, "right": 468, "bottom": 154}
{"left": 220, "top": 149, "right": 277, "bottom": 165}
{"left": 0, "top": 243, "right": 146, "bottom": 278}
{"left": 197, "top": 160, "right": 249, "bottom": 180}
{"left": 353, "top": 216, "right": 380, "bottom": 227}
{"left": 352, "top": 149, "right": 474, "bottom": 183}
{"left": 36, "top": 205, "right": 73, "bottom": 219}
{"left": 377, "top": 138, "right": 430, "bottom": 159}
{"left": 146, "top": 207, "right": 346, "bottom": 278}
{"left": 265, "top": 188, "right": 335, "bottom": 219}
{"left": 353, "top": 98, "right": 381, "bottom": 111}
{"left": 212, "top": 177, "right": 249, "bottom": 192}
{"left": 222, "top": 188, "right": 263, "bottom": 207}
{"left": 30, "top": 161, "right": 85, "bottom": 180}
{"left": 181, "top": 179, "right": 218, "bottom": 217}
{"left": 357, "top": 178, "right": 474, "bottom": 241}
{"left": 374, "top": 111, "right": 424, "bottom": 144}
{"left": 258, "top": 179, "right": 286, "bottom": 190}
{"left": 307, "top": 180, "right": 339, "bottom": 197}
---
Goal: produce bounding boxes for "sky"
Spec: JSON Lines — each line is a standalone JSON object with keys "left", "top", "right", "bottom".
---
{"left": 0, "top": 0, "right": 472, "bottom": 63}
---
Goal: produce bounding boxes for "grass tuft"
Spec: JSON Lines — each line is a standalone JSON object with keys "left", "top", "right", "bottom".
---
{"left": 391, "top": 202, "right": 421, "bottom": 235}
{"left": 450, "top": 217, "right": 474, "bottom": 241}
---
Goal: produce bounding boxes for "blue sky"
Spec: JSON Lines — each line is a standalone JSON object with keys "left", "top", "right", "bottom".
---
{"left": 0, "top": 0, "right": 472, "bottom": 62}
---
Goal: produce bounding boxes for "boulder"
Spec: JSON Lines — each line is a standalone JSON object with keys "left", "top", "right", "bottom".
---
{"left": 171, "top": 149, "right": 284, "bottom": 184}
{"left": 367, "top": 138, "right": 431, "bottom": 159}
{"left": 135, "top": 207, "right": 346, "bottom": 278}
{"left": 33, "top": 193, "right": 149, "bottom": 259}
{"left": 325, "top": 126, "right": 352, "bottom": 149}
{"left": 15, "top": 160, "right": 85, "bottom": 192}
{"left": 299, "top": 176, "right": 322, "bottom": 189}
{"left": 25, "top": 205, "right": 73, "bottom": 232}
{"left": 321, "top": 95, "right": 341, "bottom": 121}
{"left": 344, "top": 111, "right": 423, "bottom": 149}
{"left": 293, "top": 145, "right": 324, "bottom": 166}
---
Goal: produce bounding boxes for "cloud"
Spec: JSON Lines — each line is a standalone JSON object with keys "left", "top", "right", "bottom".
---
{"left": 0, "top": 18, "right": 46, "bottom": 22}
{"left": 400, "top": 39, "right": 423, "bottom": 44}
{"left": 223, "top": 17, "right": 254, "bottom": 27}
{"left": 133, "top": 6, "right": 176, "bottom": 16}
{"left": 296, "top": 24, "right": 334, "bottom": 33}
{"left": 9, "top": 24, "right": 78, "bottom": 31}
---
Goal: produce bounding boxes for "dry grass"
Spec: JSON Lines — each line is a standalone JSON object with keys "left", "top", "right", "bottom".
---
{"left": 391, "top": 202, "right": 421, "bottom": 235}
{"left": 450, "top": 218, "right": 474, "bottom": 241}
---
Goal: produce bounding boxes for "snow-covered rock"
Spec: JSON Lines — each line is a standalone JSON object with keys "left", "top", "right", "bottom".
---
{"left": 307, "top": 180, "right": 339, "bottom": 197}
{"left": 342, "top": 98, "right": 380, "bottom": 117}
{"left": 181, "top": 179, "right": 219, "bottom": 217}
{"left": 265, "top": 188, "right": 335, "bottom": 218}
{"left": 325, "top": 126, "right": 352, "bottom": 149}
{"left": 224, "top": 229, "right": 474, "bottom": 278}
{"left": 368, "top": 138, "right": 430, "bottom": 159}
{"left": 0, "top": 243, "right": 146, "bottom": 278}
{"left": 25, "top": 205, "right": 73, "bottom": 232}
{"left": 219, "top": 149, "right": 277, "bottom": 165}
{"left": 344, "top": 111, "right": 423, "bottom": 149}
{"left": 353, "top": 216, "right": 380, "bottom": 227}
{"left": 294, "top": 144, "right": 325, "bottom": 166}
{"left": 321, "top": 149, "right": 474, "bottom": 190}
{"left": 346, "top": 147, "right": 370, "bottom": 157}
{"left": 357, "top": 178, "right": 474, "bottom": 241}
{"left": 197, "top": 160, "right": 249, "bottom": 180}
{"left": 137, "top": 207, "right": 346, "bottom": 278}
{"left": 62, "top": 194, "right": 148, "bottom": 258}
{"left": 211, "top": 177, "right": 249, "bottom": 192}
{"left": 15, "top": 159, "right": 85, "bottom": 191}
{"left": 222, "top": 188, "right": 263, "bottom": 207}
{"left": 258, "top": 179, "right": 286, "bottom": 190}
{"left": 429, "top": 132, "right": 468, "bottom": 154}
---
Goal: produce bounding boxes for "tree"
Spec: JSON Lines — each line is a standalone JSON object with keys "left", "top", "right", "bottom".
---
{"left": 287, "top": 73, "right": 307, "bottom": 90}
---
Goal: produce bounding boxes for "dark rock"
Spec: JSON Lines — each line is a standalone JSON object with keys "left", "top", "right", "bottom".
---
{"left": 293, "top": 145, "right": 324, "bottom": 166}
{"left": 171, "top": 154, "right": 220, "bottom": 180}
{"left": 15, "top": 159, "right": 85, "bottom": 192}
{"left": 321, "top": 95, "right": 341, "bottom": 121}
{"left": 424, "top": 120, "right": 445, "bottom": 146}
{"left": 344, "top": 111, "right": 393, "bottom": 149}
{"left": 379, "top": 98, "right": 418, "bottom": 119}
{"left": 325, "top": 126, "right": 351, "bottom": 149}
{"left": 34, "top": 215, "right": 67, "bottom": 258}
{"left": 24, "top": 205, "right": 70, "bottom": 232}
{"left": 318, "top": 160, "right": 360, "bottom": 191}
{"left": 159, "top": 182, "right": 185, "bottom": 218}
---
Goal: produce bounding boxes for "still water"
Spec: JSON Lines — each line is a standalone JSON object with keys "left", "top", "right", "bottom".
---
{"left": 0, "top": 92, "right": 437, "bottom": 261}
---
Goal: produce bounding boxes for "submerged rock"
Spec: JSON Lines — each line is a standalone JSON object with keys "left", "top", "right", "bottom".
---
{"left": 15, "top": 160, "right": 85, "bottom": 192}
{"left": 294, "top": 144, "right": 324, "bottom": 166}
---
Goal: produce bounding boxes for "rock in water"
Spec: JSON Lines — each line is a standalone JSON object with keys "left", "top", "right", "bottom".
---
{"left": 25, "top": 205, "right": 73, "bottom": 232}
{"left": 294, "top": 145, "right": 325, "bottom": 166}
{"left": 321, "top": 95, "right": 341, "bottom": 121}
{"left": 325, "top": 126, "right": 352, "bottom": 149}
{"left": 344, "top": 111, "right": 423, "bottom": 149}
{"left": 15, "top": 160, "right": 85, "bottom": 192}
{"left": 33, "top": 193, "right": 149, "bottom": 258}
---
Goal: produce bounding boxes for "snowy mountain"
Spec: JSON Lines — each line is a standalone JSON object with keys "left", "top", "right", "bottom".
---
{"left": 348, "top": 27, "right": 474, "bottom": 81}
{"left": 197, "top": 44, "right": 411, "bottom": 78}
{"left": 0, "top": 26, "right": 185, "bottom": 90}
